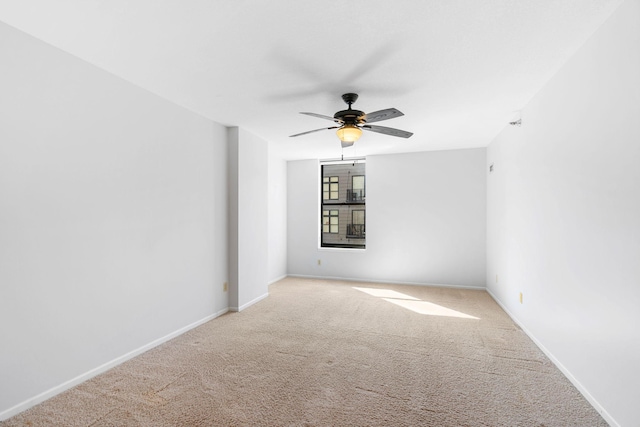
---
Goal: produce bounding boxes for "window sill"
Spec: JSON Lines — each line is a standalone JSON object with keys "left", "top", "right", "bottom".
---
{"left": 318, "top": 246, "right": 366, "bottom": 252}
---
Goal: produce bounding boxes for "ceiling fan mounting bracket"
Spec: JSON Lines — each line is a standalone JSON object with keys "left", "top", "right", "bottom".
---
{"left": 341, "top": 93, "right": 359, "bottom": 107}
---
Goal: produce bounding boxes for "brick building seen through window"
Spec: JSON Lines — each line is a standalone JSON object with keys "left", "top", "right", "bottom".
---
{"left": 321, "top": 161, "right": 365, "bottom": 249}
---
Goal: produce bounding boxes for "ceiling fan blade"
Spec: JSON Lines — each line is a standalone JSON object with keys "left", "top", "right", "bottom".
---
{"left": 364, "top": 108, "right": 404, "bottom": 123}
{"left": 362, "top": 124, "right": 413, "bottom": 138}
{"left": 300, "top": 112, "right": 343, "bottom": 123}
{"left": 289, "top": 127, "right": 338, "bottom": 137}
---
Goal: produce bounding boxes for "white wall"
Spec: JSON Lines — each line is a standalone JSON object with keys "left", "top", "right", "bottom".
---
{"left": 288, "top": 149, "right": 486, "bottom": 288}
{"left": 0, "top": 22, "right": 228, "bottom": 418}
{"left": 268, "top": 150, "right": 287, "bottom": 283}
{"left": 227, "top": 128, "right": 269, "bottom": 310}
{"left": 486, "top": 1, "right": 640, "bottom": 425}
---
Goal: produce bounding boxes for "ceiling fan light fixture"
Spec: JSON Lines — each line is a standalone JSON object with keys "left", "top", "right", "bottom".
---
{"left": 336, "top": 124, "right": 362, "bottom": 143}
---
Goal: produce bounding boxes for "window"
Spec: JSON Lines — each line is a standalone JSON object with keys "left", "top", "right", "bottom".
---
{"left": 348, "top": 210, "right": 365, "bottom": 238}
{"left": 323, "top": 176, "right": 339, "bottom": 200}
{"left": 321, "top": 161, "right": 365, "bottom": 249}
{"left": 351, "top": 175, "right": 365, "bottom": 201}
{"left": 322, "top": 210, "right": 339, "bottom": 233}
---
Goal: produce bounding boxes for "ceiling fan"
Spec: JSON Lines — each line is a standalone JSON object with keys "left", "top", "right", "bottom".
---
{"left": 289, "top": 93, "right": 413, "bottom": 148}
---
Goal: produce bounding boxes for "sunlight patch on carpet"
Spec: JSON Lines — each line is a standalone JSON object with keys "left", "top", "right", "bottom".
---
{"left": 352, "top": 287, "right": 419, "bottom": 300}
{"left": 354, "top": 287, "right": 479, "bottom": 319}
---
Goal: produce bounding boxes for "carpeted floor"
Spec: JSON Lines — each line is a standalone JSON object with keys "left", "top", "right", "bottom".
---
{"left": 2, "top": 277, "right": 607, "bottom": 426}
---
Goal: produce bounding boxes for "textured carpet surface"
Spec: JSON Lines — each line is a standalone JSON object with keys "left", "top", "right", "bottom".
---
{"left": 2, "top": 277, "right": 607, "bottom": 426}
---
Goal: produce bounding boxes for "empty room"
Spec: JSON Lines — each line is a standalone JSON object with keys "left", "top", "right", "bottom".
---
{"left": 0, "top": 1, "right": 638, "bottom": 426}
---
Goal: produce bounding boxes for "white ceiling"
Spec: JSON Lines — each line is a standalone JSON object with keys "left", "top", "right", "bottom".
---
{"left": 0, "top": 0, "right": 623, "bottom": 160}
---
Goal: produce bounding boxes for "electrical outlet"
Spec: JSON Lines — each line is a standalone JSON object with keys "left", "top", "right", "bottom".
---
{"left": 223, "top": 282, "right": 228, "bottom": 292}
{"left": 519, "top": 292, "right": 523, "bottom": 304}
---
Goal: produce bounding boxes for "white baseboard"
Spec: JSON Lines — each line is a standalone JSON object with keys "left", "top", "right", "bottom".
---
{"left": 287, "top": 274, "right": 484, "bottom": 290}
{"left": 229, "top": 292, "right": 269, "bottom": 312}
{"left": 0, "top": 308, "right": 229, "bottom": 422}
{"left": 485, "top": 289, "right": 619, "bottom": 427}
{"left": 268, "top": 274, "right": 287, "bottom": 285}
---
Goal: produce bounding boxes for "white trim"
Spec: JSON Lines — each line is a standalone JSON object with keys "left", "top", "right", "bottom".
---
{"left": 317, "top": 247, "right": 366, "bottom": 253}
{"left": 0, "top": 308, "right": 229, "bottom": 422}
{"left": 486, "top": 289, "right": 619, "bottom": 427}
{"left": 229, "top": 292, "right": 269, "bottom": 312}
{"left": 287, "top": 274, "right": 484, "bottom": 290}
{"left": 268, "top": 275, "right": 287, "bottom": 286}
{"left": 319, "top": 156, "right": 366, "bottom": 164}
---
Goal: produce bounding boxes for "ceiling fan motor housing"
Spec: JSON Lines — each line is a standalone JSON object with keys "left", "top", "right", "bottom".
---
{"left": 334, "top": 109, "right": 365, "bottom": 124}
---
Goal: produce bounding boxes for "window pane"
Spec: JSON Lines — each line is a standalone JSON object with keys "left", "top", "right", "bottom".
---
{"left": 323, "top": 225, "right": 329, "bottom": 233}
{"left": 353, "top": 210, "right": 365, "bottom": 224}
{"left": 353, "top": 176, "right": 364, "bottom": 190}
{"left": 330, "top": 177, "right": 338, "bottom": 182}
{"left": 330, "top": 225, "right": 338, "bottom": 233}
{"left": 328, "top": 182, "right": 338, "bottom": 200}
{"left": 323, "top": 177, "right": 329, "bottom": 183}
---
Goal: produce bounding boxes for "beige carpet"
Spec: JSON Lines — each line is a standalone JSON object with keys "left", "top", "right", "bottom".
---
{"left": 2, "top": 277, "right": 606, "bottom": 426}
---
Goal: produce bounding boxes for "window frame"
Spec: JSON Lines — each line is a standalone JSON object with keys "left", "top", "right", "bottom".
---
{"left": 320, "top": 161, "right": 366, "bottom": 250}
